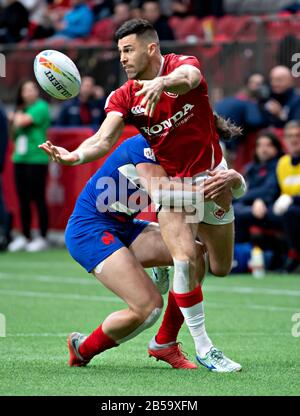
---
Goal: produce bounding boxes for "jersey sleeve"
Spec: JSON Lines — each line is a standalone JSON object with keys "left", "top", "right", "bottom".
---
{"left": 170, "top": 54, "right": 201, "bottom": 71}
{"left": 130, "top": 135, "right": 160, "bottom": 166}
{"left": 104, "top": 84, "right": 131, "bottom": 119}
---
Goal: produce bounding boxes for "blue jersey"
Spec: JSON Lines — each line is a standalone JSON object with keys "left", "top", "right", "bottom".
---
{"left": 65, "top": 134, "right": 159, "bottom": 272}
{"left": 72, "top": 134, "right": 158, "bottom": 221}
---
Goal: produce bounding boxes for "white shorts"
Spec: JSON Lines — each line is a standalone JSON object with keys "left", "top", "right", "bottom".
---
{"left": 192, "top": 158, "right": 234, "bottom": 226}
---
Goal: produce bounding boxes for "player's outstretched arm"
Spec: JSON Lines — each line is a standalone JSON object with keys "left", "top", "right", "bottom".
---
{"left": 135, "top": 65, "right": 201, "bottom": 117}
{"left": 39, "top": 113, "right": 124, "bottom": 165}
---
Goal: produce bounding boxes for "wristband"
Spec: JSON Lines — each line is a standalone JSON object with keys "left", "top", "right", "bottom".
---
{"left": 231, "top": 174, "right": 247, "bottom": 199}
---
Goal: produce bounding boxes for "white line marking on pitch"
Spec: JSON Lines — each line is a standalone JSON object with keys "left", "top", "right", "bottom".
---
{"left": 0, "top": 289, "right": 297, "bottom": 312}
{"left": 0, "top": 289, "right": 122, "bottom": 303}
{"left": 0, "top": 273, "right": 300, "bottom": 297}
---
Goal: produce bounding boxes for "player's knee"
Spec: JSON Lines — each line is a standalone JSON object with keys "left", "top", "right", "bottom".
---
{"left": 134, "top": 294, "right": 163, "bottom": 322}
{"left": 132, "top": 304, "right": 162, "bottom": 329}
{"left": 210, "top": 263, "right": 231, "bottom": 277}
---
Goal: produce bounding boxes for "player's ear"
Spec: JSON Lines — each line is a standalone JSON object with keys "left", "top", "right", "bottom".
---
{"left": 148, "top": 42, "right": 158, "bottom": 56}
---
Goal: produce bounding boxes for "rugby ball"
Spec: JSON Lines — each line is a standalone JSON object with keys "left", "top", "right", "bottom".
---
{"left": 34, "top": 50, "right": 81, "bottom": 100}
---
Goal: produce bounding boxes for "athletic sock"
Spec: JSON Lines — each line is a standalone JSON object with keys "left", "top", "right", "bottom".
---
{"left": 173, "top": 285, "right": 213, "bottom": 358}
{"left": 79, "top": 324, "right": 118, "bottom": 360}
{"left": 155, "top": 290, "right": 184, "bottom": 345}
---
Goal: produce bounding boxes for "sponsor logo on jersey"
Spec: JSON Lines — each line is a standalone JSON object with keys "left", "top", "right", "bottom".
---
{"left": 131, "top": 105, "right": 146, "bottom": 115}
{"left": 144, "top": 148, "right": 156, "bottom": 161}
{"left": 140, "top": 103, "right": 194, "bottom": 136}
{"left": 101, "top": 231, "right": 115, "bottom": 245}
{"left": 213, "top": 208, "right": 226, "bottom": 220}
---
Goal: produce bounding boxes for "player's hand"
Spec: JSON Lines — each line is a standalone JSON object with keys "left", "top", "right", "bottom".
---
{"left": 204, "top": 169, "right": 240, "bottom": 200}
{"left": 39, "top": 141, "right": 80, "bottom": 165}
{"left": 252, "top": 198, "right": 267, "bottom": 219}
{"left": 265, "top": 99, "right": 283, "bottom": 117}
{"left": 134, "top": 78, "right": 165, "bottom": 117}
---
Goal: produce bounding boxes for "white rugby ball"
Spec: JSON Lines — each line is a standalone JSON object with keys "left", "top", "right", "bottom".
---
{"left": 34, "top": 50, "right": 81, "bottom": 100}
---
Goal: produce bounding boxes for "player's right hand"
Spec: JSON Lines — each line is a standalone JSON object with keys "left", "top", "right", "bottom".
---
{"left": 39, "top": 140, "right": 80, "bottom": 166}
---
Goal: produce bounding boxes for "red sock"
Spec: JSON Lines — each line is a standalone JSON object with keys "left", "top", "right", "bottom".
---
{"left": 155, "top": 290, "right": 184, "bottom": 345}
{"left": 79, "top": 324, "right": 118, "bottom": 360}
{"left": 173, "top": 285, "right": 203, "bottom": 308}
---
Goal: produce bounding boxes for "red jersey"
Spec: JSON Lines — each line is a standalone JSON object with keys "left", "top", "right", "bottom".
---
{"left": 105, "top": 53, "right": 222, "bottom": 178}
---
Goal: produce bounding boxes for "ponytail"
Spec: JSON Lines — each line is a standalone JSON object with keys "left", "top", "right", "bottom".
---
{"left": 213, "top": 113, "right": 243, "bottom": 140}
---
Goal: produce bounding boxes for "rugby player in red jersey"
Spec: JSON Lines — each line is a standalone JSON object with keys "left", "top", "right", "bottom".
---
{"left": 40, "top": 19, "right": 245, "bottom": 372}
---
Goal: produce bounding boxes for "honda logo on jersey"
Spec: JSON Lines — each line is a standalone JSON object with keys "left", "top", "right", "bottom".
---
{"left": 140, "top": 103, "right": 194, "bottom": 136}
{"left": 131, "top": 105, "right": 146, "bottom": 115}
{"left": 144, "top": 148, "right": 156, "bottom": 161}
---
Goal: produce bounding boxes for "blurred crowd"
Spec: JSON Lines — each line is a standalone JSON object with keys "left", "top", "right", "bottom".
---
{"left": 1, "top": 0, "right": 300, "bottom": 44}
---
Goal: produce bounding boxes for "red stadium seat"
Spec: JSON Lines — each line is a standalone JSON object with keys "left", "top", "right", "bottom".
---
{"left": 168, "top": 16, "right": 204, "bottom": 41}
{"left": 91, "top": 19, "right": 116, "bottom": 43}
{"left": 215, "top": 15, "right": 256, "bottom": 42}
{"left": 265, "top": 18, "right": 292, "bottom": 40}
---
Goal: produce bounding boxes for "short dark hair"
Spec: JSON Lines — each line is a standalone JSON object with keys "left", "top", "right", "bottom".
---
{"left": 254, "top": 129, "right": 284, "bottom": 162}
{"left": 115, "top": 19, "right": 158, "bottom": 43}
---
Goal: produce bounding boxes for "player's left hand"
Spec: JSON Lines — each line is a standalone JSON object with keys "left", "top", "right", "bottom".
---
{"left": 134, "top": 78, "right": 165, "bottom": 117}
{"left": 204, "top": 169, "right": 240, "bottom": 200}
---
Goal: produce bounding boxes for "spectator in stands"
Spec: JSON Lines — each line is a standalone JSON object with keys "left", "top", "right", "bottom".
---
{"left": 216, "top": 73, "right": 267, "bottom": 130}
{"left": 8, "top": 80, "right": 50, "bottom": 253}
{"left": 0, "top": 102, "right": 10, "bottom": 251}
{"left": 194, "top": 0, "right": 224, "bottom": 17}
{"left": 55, "top": 76, "right": 106, "bottom": 129}
{"left": 0, "top": 0, "right": 29, "bottom": 43}
{"left": 92, "top": 0, "right": 114, "bottom": 21}
{"left": 92, "top": 2, "right": 131, "bottom": 42}
{"left": 215, "top": 73, "right": 268, "bottom": 159}
{"left": 141, "top": 1, "right": 174, "bottom": 41}
{"left": 263, "top": 66, "right": 300, "bottom": 128}
{"left": 234, "top": 130, "right": 283, "bottom": 244}
{"left": 171, "top": 0, "right": 194, "bottom": 17}
{"left": 273, "top": 120, "right": 300, "bottom": 272}
{"left": 50, "top": 0, "right": 93, "bottom": 39}
{"left": 224, "top": 0, "right": 292, "bottom": 14}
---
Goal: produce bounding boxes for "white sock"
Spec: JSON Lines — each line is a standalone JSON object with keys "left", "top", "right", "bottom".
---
{"left": 179, "top": 301, "right": 213, "bottom": 357}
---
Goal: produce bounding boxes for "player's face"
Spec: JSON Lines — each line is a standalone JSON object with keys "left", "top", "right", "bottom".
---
{"left": 284, "top": 127, "right": 300, "bottom": 157}
{"left": 255, "top": 136, "right": 278, "bottom": 162}
{"left": 21, "top": 81, "right": 39, "bottom": 104}
{"left": 118, "top": 35, "right": 151, "bottom": 79}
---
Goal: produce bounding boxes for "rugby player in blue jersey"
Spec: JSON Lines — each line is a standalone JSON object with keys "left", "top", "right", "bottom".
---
{"left": 61, "top": 134, "right": 245, "bottom": 370}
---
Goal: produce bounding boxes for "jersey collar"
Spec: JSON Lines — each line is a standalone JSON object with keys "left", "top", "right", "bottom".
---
{"left": 156, "top": 56, "right": 165, "bottom": 77}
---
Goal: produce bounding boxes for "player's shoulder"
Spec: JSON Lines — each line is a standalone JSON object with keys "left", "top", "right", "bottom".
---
{"left": 164, "top": 53, "right": 201, "bottom": 68}
{"left": 105, "top": 80, "right": 136, "bottom": 105}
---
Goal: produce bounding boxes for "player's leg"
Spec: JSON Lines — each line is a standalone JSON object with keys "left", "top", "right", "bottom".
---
{"left": 130, "top": 221, "right": 206, "bottom": 368}
{"left": 153, "top": 208, "right": 215, "bottom": 363}
{"left": 26, "top": 164, "right": 49, "bottom": 252}
{"left": 195, "top": 220, "right": 241, "bottom": 371}
{"left": 70, "top": 247, "right": 163, "bottom": 366}
{"left": 8, "top": 164, "right": 31, "bottom": 251}
{"left": 197, "top": 221, "right": 234, "bottom": 277}
{"left": 129, "top": 221, "right": 172, "bottom": 267}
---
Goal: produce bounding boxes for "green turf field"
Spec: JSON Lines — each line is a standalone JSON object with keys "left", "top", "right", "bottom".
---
{"left": 0, "top": 249, "right": 299, "bottom": 396}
